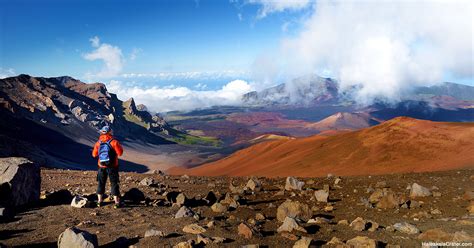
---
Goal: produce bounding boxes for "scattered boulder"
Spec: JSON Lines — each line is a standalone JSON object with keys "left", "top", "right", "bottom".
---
{"left": 174, "top": 240, "right": 194, "bottom": 248}
{"left": 285, "top": 177, "right": 305, "bottom": 191}
{"left": 175, "top": 206, "right": 194, "bottom": 218}
{"left": 277, "top": 200, "right": 312, "bottom": 222}
{"left": 211, "top": 202, "right": 227, "bottom": 213}
{"left": 314, "top": 190, "right": 329, "bottom": 203}
{"left": 175, "top": 193, "right": 187, "bottom": 207}
{"left": 238, "top": 223, "right": 256, "bottom": 239}
{"left": 277, "top": 217, "right": 307, "bottom": 233}
{"left": 144, "top": 229, "right": 165, "bottom": 238}
{"left": 246, "top": 178, "right": 262, "bottom": 191}
{"left": 350, "top": 217, "right": 367, "bottom": 232}
{"left": 255, "top": 213, "right": 266, "bottom": 221}
{"left": 293, "top": 236, "right": 312, "bottom": 248}
{"left": 182, "top": 224, "right": 206, "bottom": 234}
{"left": 393, "top": 222, "right": 420, "bottom": 234}
{"left": 71, "top": 196, "right": 88, "bottom": 208}
{"left": 346, "top": 236, "right": 376, "bottom": 248}
{"left": 376, "top": 193, "right": 402, "bottom": 209}
{"left": 326, "top": 237, "right": 345, "bottom": 246}
{"left": 139, "top": 177, "right": 156, "bottom": 187}
{"left": 57, "top": 227, "right": 98, "bottom": 248}
{"left": 410, "top": 183, "right": 431, "bottom": 198}
{"left": 0, "top": 157, "right": 40, "bottom": 207}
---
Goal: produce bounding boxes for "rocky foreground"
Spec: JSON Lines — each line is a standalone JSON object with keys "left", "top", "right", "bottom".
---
{"left": 1, "top": 165, "right": 474, "bottom": 247}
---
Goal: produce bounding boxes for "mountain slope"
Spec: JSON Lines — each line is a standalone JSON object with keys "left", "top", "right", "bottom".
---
{"left": 179, "top": 117, "right": 474, "bottom": 177}
{"left": 0, "top": 75, "right": 219, "bottom": 171}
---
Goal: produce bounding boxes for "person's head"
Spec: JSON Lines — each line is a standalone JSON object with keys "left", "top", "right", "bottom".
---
{"left": 100, "top": 125, "right": 112, "bottom": 135}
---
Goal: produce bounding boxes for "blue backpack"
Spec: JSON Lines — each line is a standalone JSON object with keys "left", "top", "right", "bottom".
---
{"left": 98, "top": 139, "right": 116, "bottom": 167}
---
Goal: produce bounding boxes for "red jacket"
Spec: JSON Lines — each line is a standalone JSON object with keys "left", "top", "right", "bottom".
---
{"left": 92, "top": 134, "right": 123, "bottom": 168}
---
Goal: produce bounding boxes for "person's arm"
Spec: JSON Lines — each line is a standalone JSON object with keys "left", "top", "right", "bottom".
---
{"left": 92, "top": 142, "right": 99, "bottom": 158}
{"left": 112, "top": 140, "right": 123, "bottom": 157}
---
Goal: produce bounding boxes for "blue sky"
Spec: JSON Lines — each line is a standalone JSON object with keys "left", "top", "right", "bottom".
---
{"left": 0, "top": 0, "right": 308, "bottom": 88}
{"left": 0, "top": 0, "right": 472, "bottom": 112}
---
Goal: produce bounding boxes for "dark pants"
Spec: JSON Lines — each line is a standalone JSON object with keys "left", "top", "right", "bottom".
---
{"left": 97, "top": 167, "right": 120, "bottom": 197}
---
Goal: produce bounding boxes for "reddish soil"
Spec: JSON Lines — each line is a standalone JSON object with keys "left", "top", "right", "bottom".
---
{"left": 0, "top": 168, "right": 473, "bottom": 247}
{"left": 176, "top": 117, "right": 474, "bottom": 177}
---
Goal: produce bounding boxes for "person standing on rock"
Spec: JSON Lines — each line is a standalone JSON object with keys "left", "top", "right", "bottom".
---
{"left": 92, "top": 125, "right": 124, "bottom": 208}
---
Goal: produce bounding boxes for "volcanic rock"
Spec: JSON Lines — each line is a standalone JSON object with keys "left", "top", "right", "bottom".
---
{"left": 0, "top": 157, "right": 40, "bottom": 207}
{"left": 277, "top": 200, "right": 312, "bottom": 222}
{"left": 277, "top": 217, "right": 307, "bottom": 233}
{"left": 285, "top": 177, "right": 305, "bottom": 191}
{"left": 393, "top": 222, "right": 420, "bottom": 234}
{"left": 211, "top": 202, "right": 227, "bottom": 213}
{"left": 314, "top": 190, "right": 329, "bottom": 202}
{"left": 346, "top": 236, "right": 376, "bottom": 248}
{"left": 144, "top": 229, "right": 165, "bottom": 238}
{"left": 350, "top": 217, "right": 367, "bottom": 232}
{"left": 182, "top": 224, "right": 206, "bottom": 234}
{"left": 57, "top": 227, "right": 98, "bottom": 248}
{"left": 175, "top": 206, "right": 194, "bottom": 218}
{"left": 246, "top": 178, "right": 262, "bottom": 191}
{"left": 122, "top": 188, "right": 145, "bottom": 203}
{"left": 238, "top": 223, "right": 256, "bottom": 239}
{"left": 139, "top": 177, "right": 156, "bottom": 187}
{"left": 293, "top": 236, "right": 312, "bottom": 248}
{"left": 410, "top": 183, "right": 431, "bottom": 198}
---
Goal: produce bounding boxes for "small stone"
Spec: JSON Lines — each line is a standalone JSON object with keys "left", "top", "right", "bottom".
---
{"left": 326, "top": 237, "right": 344, "bottom": 245}
{"left": 175, "top": 206, "right": 194, "bottom": 218}
{"left": 285, "top": 177, "right": 305, "bottom": 191}
{"left": 393, "top": 222, "right": 420, "bottom": 234}
{"left": 196, "top": 234, "right": 211, "bottom": 245}
{"left": 246, "top": 178, "right": 262, "bottom": 191}
{"left": 346, "top": 236, "right": 376, "bottom": 248}
{"left": 144, "top": 229, "right": 165, "bottom": 238}
{"left": 211, "top": 203, "right": 227, "bottom": 213}
{"left": 314, "top": 190, "right": 329, "bottom": 203}
{"left": 337, "top": 220, "right": 349, "bottom": 225}
{"left": 139, "top": 177, "right": 156, "bottom": 187}
{"left": 350, "top": 217, "right": 367, "bottom": 231}
{"left": 255, "top": 213, "right": 266, "bottom": 221}
{"left": 277, "top": 217, "right": 307, "bottom": 233}
{"left": 277, "top": 200, "right": 312, "bottom": 222}
{"left": 182, "top": 224, "right": 206, "bottom": 234}
{"left": 410, "top": 183, "right": 431, "bottom": 198}
{"left": 292, "top": 236, "right": 312, "bottom": 248}
{"left": 238, "top": 223, "right": 255, "bottom": 239}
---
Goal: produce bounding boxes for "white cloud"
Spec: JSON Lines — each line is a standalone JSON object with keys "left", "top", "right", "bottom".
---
{"left": 83, "top": 36, "right": 124, "bottom": 77}
{"left": 130, "top": 48, "right": 142, "bottom": 61}
{"left": 89, "top": 36, "right": 100, "bottom": 48}
{"left": 0, "top": 68, "right": 15, "bottom": 79}
{"left": 275, "top": 0, "right": 473, "bottom": 104}
{"left": 248, "top": 0, "right": 312, "bottom": 18}
{"left": 106, "top": 79, "right": 254, "bottom": 112}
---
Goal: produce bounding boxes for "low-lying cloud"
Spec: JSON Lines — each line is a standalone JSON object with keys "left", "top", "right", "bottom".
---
{"left": 261, "top": 0, "right": 473, "bottom": 104}
{"left": 106, "top": 79, "right": 253, "bottom": 113}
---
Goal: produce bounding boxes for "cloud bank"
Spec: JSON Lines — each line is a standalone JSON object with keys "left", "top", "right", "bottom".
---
{"left": 106, "top": 79, "right": 253, "bottom": 113}
{"left": 83, "top": 36, "right": 124, "bottom": 77}
{"left": 261, "top": 0, "right": 474, "bottom": 103}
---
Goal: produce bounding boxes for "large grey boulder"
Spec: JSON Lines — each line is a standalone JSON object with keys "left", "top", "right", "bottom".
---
{"left": 285, "top": 177, "right": 305, "bottom": 191}
{"left": 58, "top": 227, "right": 98, "bottom": 248}
{"left": 0, "top": 157, "right": 40, "bottom": 207}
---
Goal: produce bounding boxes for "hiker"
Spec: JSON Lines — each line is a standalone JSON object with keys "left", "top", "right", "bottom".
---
{"left": 92, "top": 125, "right": 124, "bottom": 208}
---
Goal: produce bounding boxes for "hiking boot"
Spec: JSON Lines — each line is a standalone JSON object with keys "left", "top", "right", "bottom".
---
{"left": 113, "top": 202, "right": 124, "bottom": 209}
{"left": 96, "top": 202, "right": 102, "bottom": 208}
